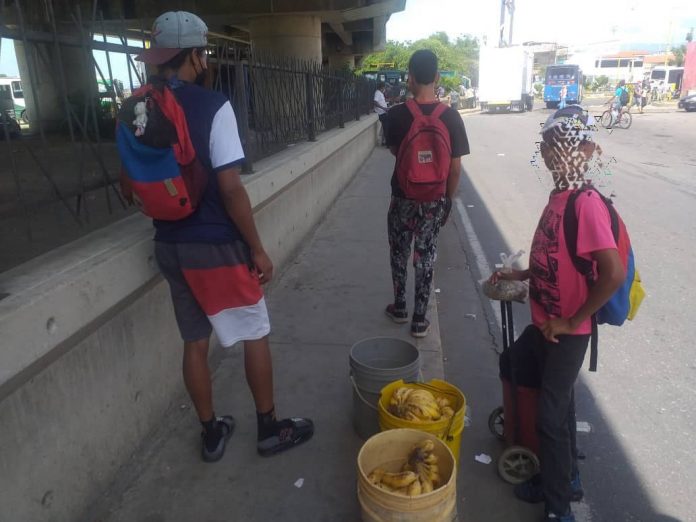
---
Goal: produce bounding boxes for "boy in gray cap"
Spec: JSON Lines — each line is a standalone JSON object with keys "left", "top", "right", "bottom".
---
{"left": 490, "top": 106, "right": 625, "bottom": 521}
{"left": 130, "top": 11, "right": 313, "bottom": 462}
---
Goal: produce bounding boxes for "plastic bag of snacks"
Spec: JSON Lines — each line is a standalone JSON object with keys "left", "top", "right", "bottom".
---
{"left": 480, "top": 250, "right": 528, "bottom": 303}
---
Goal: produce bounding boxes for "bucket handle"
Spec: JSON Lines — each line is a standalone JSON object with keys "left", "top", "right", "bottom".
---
{"left": 350, "top": 374, "right": 379, "bottom": 412}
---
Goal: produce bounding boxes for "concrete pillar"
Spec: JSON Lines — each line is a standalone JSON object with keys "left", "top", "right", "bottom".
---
{"left": 249, "top": 15, "right": 322, "bottom": 63}
{"left": 14, "top": 39, "right": 96, "bottom": 133}
{"left": 328, "top": 54, "right": 355, "bottom": 71}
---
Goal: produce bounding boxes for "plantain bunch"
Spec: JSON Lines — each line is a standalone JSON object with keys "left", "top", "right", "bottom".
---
{"left": 366, "top": 440, "right": 443, "bottom": 497}
{"left": 388, "top": 387, "right": 455, "bottom": 423}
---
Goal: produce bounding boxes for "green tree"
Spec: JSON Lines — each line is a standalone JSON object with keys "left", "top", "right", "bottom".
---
{"left": 671, "top": 44, "right": 687, "bottom": 66}
{"left": 357, "top": 33, "right": 480, "bottom": 82}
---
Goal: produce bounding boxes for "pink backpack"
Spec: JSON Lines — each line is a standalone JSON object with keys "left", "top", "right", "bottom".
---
{"left": 396, "top": 99, "right": 452, "bottom": 201}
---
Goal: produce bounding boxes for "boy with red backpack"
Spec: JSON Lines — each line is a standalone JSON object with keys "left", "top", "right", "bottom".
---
{"left": 489, "top": 105, "right": 639, "bottom": 521}
{"left": 384, "top": 49, "right": 469, "bottom": 337}
{"left": 118, "top": 11, "right": 313, "bottom": 463}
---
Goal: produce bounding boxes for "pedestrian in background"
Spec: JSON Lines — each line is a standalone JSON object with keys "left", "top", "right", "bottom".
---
{"left": 449, "top": 88, "right": 460, "bottom": 110}
{"left": 384, "top": 50, "right": 469, "bottom": 338}
{"left": 374, "top": 81, "right": 389, "bottom": 146}
{"left": 559, "top": 84, "right": 568, "bottom": 110}
{"left": 128, "top": 10, "right": 313, "bottom": 463}
{"left": 633, "top": 81, "right": 643, "bottom": 113}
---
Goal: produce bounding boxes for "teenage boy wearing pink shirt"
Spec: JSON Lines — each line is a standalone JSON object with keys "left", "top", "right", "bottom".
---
{"left": 490, "top": 105, "right": 625, "bottom": 522}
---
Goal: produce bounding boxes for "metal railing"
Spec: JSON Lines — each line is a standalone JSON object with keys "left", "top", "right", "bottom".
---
{"left": 0, "top": 0, "right": 376, "bottom": 274}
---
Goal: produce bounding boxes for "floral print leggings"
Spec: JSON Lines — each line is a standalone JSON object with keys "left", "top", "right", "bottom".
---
{"left": 387, "top": 196, "right": 446, "bottom": 319}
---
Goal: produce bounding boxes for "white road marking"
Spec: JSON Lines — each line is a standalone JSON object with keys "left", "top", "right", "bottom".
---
{"left": 576, "top": 421, "right": 592, "bottom": 433}
{"left": 454, "top": 197, "right": 502, "bottom": 328}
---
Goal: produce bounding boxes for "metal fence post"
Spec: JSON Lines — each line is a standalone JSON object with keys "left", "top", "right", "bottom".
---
{"left": 305, "top": 71, "right": 316, "bottom": 142}
{"left": 338, "top": 76, "right": 345, "bottom": 129}
{"left": 233, "top": 51, "right": 253, "bottom": 173}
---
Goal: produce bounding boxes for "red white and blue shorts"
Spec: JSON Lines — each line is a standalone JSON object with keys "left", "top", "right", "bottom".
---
{"left": 155, "top": 241, "right": 271, "bottom": 346}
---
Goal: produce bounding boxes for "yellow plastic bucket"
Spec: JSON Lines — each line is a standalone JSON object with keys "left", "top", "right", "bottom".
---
{"left": 378, "top": 379, "right": 466, "bottom": 464}
{"left": 357, "top": 428, "right": 457, "bottom": 522}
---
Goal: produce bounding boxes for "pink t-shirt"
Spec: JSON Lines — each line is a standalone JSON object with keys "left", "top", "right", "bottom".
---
{"left": 529, "top": 189, "right": 617, "bottom": 334}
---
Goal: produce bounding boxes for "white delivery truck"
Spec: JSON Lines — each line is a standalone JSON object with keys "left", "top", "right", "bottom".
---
{"left": 478, "top": 46, "right": 534, "bottom": 113}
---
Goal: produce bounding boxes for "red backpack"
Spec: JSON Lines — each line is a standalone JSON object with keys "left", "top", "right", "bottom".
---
{"left": 395, "top": 99, "right": 452, "bottom": 201}
{"left": 117, "top": 80, "right": 207, "bottom": 221}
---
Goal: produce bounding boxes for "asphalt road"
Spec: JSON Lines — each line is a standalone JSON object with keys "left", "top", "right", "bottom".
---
{"left": 440, "top": 102, "right": 696, "bottom": 522}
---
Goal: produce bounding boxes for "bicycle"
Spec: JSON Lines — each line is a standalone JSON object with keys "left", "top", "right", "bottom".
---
{"left": 600, "top": 103, "right": 632, "bottom": 130}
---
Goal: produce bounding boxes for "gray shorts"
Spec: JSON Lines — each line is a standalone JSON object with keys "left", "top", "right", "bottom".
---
{"left": 155, "top": 241, "right": 271, "bottom": 345}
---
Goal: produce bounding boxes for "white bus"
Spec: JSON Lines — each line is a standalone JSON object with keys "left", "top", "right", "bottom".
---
{"left": 0, "top": 77, "right": 26, "bottom": 122}
{"left": 649, "top": 66, "right": 684, "bottom": 94}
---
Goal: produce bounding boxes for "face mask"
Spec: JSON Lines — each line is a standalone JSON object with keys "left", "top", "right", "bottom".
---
{"left": 193, "top": 51, "right": 208, "bottom": 86}
{"left": 194, "top": 68, "right": 207, "bottom": 86}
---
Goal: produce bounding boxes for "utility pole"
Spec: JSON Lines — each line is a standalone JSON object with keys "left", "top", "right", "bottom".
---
{"left": 499, "top": 0, "right": 515, "bottom": 47}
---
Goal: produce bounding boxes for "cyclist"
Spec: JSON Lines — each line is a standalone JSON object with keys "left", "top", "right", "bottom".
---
{"left": 608, "top": 80, "right": 629, "bottom": 127}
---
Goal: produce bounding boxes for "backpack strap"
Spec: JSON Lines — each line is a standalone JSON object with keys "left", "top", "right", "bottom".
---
{"left": 405, "top": 99, "right": 449, "bottom": 120}
{"left": 146, "top": 84, "right": 196, "bottom": 166}
{"left": 589, "top": 315, "right": 598, "bottom": 372}
{"left": 562, "top": 184, "right": 620, "bottom": 373}
{"left": 405, "top": 98, "right": 422, "bottom": 118}
{"left": 563, "top": 185, "right": 620, "bottom": 277}
{"left": 430, "top": 102, "right": 448, "bottom": 119}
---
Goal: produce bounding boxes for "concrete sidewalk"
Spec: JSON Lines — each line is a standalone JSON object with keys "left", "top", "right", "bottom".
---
{"left": 87, "top": 147, "right": 452, "bottom": 522}
{"left": 84, "top": 146, "right": 548, "bottom": 522}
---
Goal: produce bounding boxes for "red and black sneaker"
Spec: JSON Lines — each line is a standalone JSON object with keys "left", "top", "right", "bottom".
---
{"left": 385, "top": 304, "right": 409, "bottom": 324}
{"left": 257, "top": 417, "right": 314, "bottom": 457}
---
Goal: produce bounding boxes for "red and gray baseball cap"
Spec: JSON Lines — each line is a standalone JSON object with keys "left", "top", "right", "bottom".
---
{"left": 136, "top": 11, "right": 208, "bottom": 65}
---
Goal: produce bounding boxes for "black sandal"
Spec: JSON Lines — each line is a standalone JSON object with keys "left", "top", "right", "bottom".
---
{"left": 257, "top": 417, "right": 314, "bottom": 457}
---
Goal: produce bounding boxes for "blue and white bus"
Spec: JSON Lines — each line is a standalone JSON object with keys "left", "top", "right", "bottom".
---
{"left": 543, "top": 64, "right": 583, "bottom": 109}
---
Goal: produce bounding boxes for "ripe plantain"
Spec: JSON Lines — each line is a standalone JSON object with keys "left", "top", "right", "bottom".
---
{"left": 380, "top": 470, "right": 418, "bottom": 489}
{"left": 441, "top": 406, "right": 455, "bottom": 419}
{"left": 367, "top": 467, "right": 386, "bottom": 485}
{"left": 415, "top": 439, "right": 436, "bottom": 453}
{"left": 407, "top": 477, "right": 423, "bottom": 496}
{"left": 424, "top": 452, "right": 438, "bottom": 465}
{"left": 435, "top": 396, "right": 451, "bottom": 409}
{"left": 393, "top": 387, "right": 413, "bottom": 404}
{"left": 424, "top": 464, "right": 440, "bottom": 486}
{"left": 420, "top": 475, "right": 434, "bottom": 494}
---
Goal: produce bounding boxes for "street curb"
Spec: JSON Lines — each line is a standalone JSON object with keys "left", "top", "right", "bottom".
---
{"left": 414, "top": 287, "right": 445, "bottom": 381}
{"left": 458, "top": 107, "right": 480, "bottom": 116}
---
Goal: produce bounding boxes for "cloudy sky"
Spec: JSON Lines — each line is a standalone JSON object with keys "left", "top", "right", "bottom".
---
{"left": 2, "top": 0, "right": 695, "bottom": 78}
{"left": 387, "top": 0, "right": 696, "bottom": 48}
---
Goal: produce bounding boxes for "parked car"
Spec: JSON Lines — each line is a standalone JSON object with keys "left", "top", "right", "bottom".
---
{"left": 678, "top": 93, "right": 696, "bottom": 112}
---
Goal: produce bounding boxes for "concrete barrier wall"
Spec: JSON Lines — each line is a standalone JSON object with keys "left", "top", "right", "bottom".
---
{"left": 0, "top": 116, "right": 378, "bottom": 522}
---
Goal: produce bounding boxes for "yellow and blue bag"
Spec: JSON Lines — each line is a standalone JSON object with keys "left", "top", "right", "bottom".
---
{"left": 564, "top": 186, "right": 645, "bottom": 371}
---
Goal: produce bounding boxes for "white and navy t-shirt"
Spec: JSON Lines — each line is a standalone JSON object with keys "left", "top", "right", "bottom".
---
{"left": 374, "top": 89, "right": 387, "bottom": 115}
{"left": 154, "top": 78, "right": 246, "bottom": 243}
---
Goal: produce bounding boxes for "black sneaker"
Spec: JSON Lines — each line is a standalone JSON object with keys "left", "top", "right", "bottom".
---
{"left": 410, "top": 318, "right": 431, "bottom": 338}
{"left": 515, "top": 472, "right": 584, "bottom": 504}
{"left": 257, "top": 417, "right": 314, "bottom": 457}
{"left": 570, "top": 470, "right": 584, "bottom": 501}
{"left": 385, "top": 304, "right": 409, "bottom": 324}
{"left": 544, "top": 509, "right": 575, "bottom": 521}
{"left": 201, "top": 415, "right": 235, "bottom": 463}
{"left": 514, "top": 474, "right": 544, "bottom": 503}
